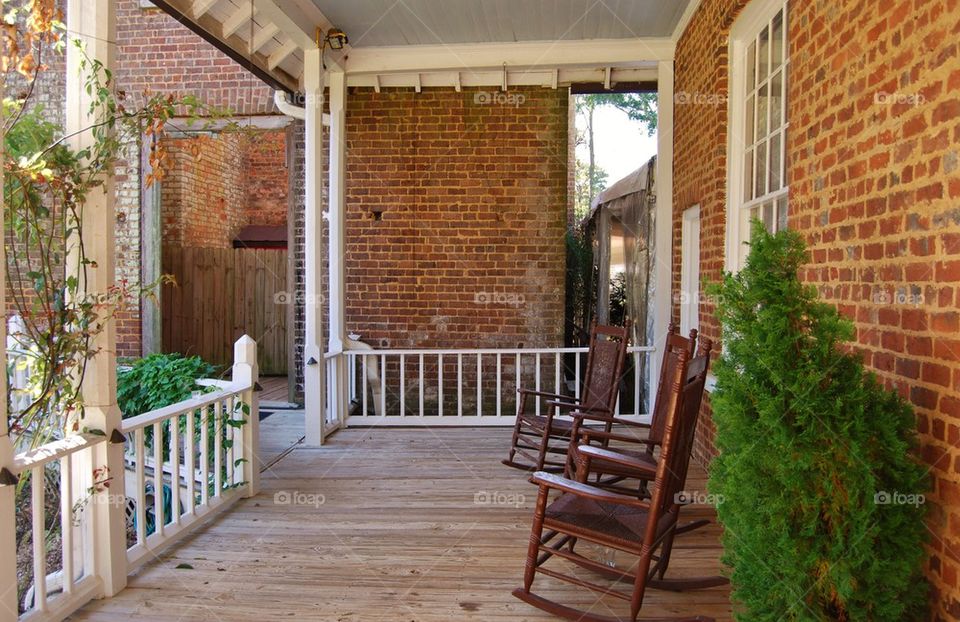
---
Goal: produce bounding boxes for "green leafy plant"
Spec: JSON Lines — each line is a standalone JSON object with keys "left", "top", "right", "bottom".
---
{"left": 117, "top": 353, "right": 216, "bottom": 418}
{"left": 708, "top": 222, "right": 929, "bottom": 621}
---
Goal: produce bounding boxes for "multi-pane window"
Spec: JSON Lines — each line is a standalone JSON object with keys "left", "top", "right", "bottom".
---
{"left": 727, "top": 0, "right": 789, "bottom": 270}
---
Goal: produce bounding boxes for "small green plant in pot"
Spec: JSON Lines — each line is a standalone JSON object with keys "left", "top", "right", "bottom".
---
{"left": 708, "top": 222, "right": 929, "bottom": 621}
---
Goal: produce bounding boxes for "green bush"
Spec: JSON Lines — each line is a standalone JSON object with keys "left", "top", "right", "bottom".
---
{"left": 117, "top": 353, "right": 217, "bottom": 418}
{"left": 708, "top": 223, "right": 929, "bottom": 621}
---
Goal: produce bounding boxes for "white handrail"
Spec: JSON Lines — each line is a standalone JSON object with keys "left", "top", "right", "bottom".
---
{"left": 11, "top": 433, "right": 105, "bottom": 474}
{"left": 119, "top": 381, "right": 250, "bottom": 433}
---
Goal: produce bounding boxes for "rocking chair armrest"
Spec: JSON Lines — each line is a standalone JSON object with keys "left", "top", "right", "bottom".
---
{"left": 530, "top": 471, "right": 650, "bottom": 509}
{"left": 517, "top": 388, "right": 570, "bottom": 401}
{"left": 578, "top": 428, "right": 656, "bottom": 448}
{"left": 576, "top": 445, "right": 657, "bottom": 474}
{"left": 548, "top": 401, "right": 610, "bottom": 415}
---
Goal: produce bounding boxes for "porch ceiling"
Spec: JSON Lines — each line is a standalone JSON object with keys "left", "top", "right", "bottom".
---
{"left": 310, "top": 0, "right": 690, "bottom": 46}
{"left": 150, "top": 0, "right": 698, "bottom": 93}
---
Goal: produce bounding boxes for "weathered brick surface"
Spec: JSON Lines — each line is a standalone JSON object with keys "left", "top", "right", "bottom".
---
{"left": 343, "top": 87, "right": 568, "bottom": 349}
{"left": 674, "top": 0, "right": 960, "bottom": 616}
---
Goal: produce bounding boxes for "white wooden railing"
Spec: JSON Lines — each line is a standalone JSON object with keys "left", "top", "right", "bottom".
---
{"left": 0, "top": 336, "right": 259, "bottom": 622}
{"left": 326, "top": 345, "right": 655, "bottom": 426}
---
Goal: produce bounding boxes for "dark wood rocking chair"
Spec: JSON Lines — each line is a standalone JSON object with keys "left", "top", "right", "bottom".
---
{"left": 502, "top": 320, "right": 631, "bottom": 473}
{"left": 565, "top": 332, "right": 721, "bottom": 589}
{"left": 512, "top": 347, "right": 723, "bottom": 622}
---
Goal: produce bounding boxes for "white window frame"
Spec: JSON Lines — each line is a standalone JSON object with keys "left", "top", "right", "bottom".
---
{"left": 725, "top": 0, "right": 790, "bottom": 272}
{"left": 679, "top": 205, "right": 701, "bottom": 336}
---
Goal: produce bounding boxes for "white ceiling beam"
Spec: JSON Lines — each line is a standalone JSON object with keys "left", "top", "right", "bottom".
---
{"left": 344, "top": 66, "right": 658, "bottom": 90}
{"left": 253, "top": 0, "right": 316, "bottom": 49}
{"left": 268, "top": 38, "right": 297, "bottom": 70}
{"left": 221, "top": 3, "right": 256, "bottom": 39}
{"left": 344, "top": 38, "right": 673, "bottom": 75}
{"left": 252, "top": 22, "right": 279, "bottom": 52}
{"left": 190, "top": 0, "right": 219, "bottom": 19}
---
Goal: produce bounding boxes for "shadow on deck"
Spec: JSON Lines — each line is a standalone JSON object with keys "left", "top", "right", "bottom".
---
{"left": 71, "top": 428, "right": 732, "bottom": 621}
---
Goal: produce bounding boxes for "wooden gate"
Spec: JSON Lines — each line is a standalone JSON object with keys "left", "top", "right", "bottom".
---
{"left": 161, "top": 246, "right": 288, "bottom": 374}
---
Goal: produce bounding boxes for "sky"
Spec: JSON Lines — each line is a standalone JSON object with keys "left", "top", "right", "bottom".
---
{"left": 575, "top": 103, "right": 658, "bottom": 185}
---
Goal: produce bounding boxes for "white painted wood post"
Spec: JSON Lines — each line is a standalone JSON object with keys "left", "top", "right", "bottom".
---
{"left": 328, "top": 70, "right": 349, "bottom": 427}
{"left": 0, "top": 69, "right": 19, "bottom": 622}
{"left": 651, "top": 59, "right": 675, "bottom": 416}
{"left": 303, "top": 47, "right": 328, "bottom": 446}
{"left": 65, "top": 0, "right": 127, "bottom": 597}
{"left": 232, "top": 336, "right": 260, "bottom": 497}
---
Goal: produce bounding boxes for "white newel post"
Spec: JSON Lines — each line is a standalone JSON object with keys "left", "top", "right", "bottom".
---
{"left": 651, "top": 59, "right": 675, "bottom": 416}
{"left": 328, "top": 70, "right": 349, "bottom": 427}
{"left": 66, "top": 0, "right": 128, "bottom": 597}
{"left": 303, "top": 47, "right": 328, "bottom": 445}
{"left": 0, "top": 69, "right": 18, "bottom": 622}
{"left": 233, "top": 336, "right": 261, "bottom": 497}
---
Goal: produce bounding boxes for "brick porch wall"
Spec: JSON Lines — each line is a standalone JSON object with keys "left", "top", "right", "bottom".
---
{"left": 674, "top": 0, "right": 960, "bottom": 617}
{"left": 289, "top": 88, "right": 569, "bottom": 398}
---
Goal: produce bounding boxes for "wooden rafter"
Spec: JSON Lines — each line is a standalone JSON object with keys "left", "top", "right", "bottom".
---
{"left": 150, "top": 0, "right": 299, "bottom": 93}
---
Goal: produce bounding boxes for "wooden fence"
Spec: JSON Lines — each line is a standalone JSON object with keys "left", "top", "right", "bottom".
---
{"left": 161, "top": 246, "right": 288, "bottom": 374}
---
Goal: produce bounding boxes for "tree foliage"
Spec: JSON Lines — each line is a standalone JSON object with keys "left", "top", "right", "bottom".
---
{"left": 575, "top": 93, "right": 657, "bottom": 136}
{"left": 708, "top": 223, "right": 929, "bottom": 621}
{"left": 2, "top": 1, "right": 239, "bottom": 447}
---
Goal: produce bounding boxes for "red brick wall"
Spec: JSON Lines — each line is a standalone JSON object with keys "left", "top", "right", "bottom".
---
{"left": 674, "top": 0, "right": 960, "bottom": 617}
{"left": 244, "top": 130, "right": 289, "bottom": 228}
{"left": 343, "top": 87, "right": 568, "bottom": 349}
{"left": 160, "top": 134, "right": 246, "bottom": 249}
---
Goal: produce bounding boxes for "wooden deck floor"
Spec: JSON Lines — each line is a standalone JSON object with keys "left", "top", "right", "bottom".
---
{"left": 71, "top": 428, "right": 732, "bottom": 621}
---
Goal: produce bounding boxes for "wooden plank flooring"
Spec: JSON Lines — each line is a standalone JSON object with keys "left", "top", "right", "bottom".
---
{"left": 71, "top": 428, "right": 732, "bottom": 621}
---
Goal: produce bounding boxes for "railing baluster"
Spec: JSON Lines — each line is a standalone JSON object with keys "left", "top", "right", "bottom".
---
{"left": 457, "top": 354, "right": 463, "bottom": 417}
{"left": 575, "top": 351, "right": 581, "bottom": 400}
{"left": 185, "top": 409, "right": 196, "bottom": 516}
{"left": 634, "top": 351, "right": 642, "bottom": 416}
{"left": 135, "top": 429, "right": 146, "bottom": 543}
{"left": 60, "top": 454, "right": 73, "bottom": 595}
{"left": 437, "top": 354, "right": 444, "bottom": 417}
{"left": 213, "top": 401, "right": 223, "bottom": 497}
{"left": 535, "top": 353, "right": 541, "bottom": 417}
{"left": 170, "top": 414, "right": 181, "bottom": 526}
{"left": 515, "top": 353, "right": 521, "bottom": 415}
{"left": 153, "top": 421, "right": 164, "bottom": 535}
{"left": 419, "top": 353, "right": 425, "bottom": 417}
{"left": 555, "top": 352, "right": 562, "bottom": 395}
{"left": 496, "top": 353, "right": 502, "bottom": 417}
{"left": 31, "top": 466, "right": 47, "bottom": 612}
{"left": 362, "top": 355, "right": 369, "bottom": 417}
{"left": 201, "top": 406, "right": 210, "bottom": 507}
{"left": 230, "top": 395, "right": 241, "bottom": 487}
{"left": 476, "top": 353, "right": 482, "bottom": 417}
{"left": 399, "top": 354, "right": 406, "bottom": 417}
{"left": 380, "top": 355, "right": 387, "bottom": 417}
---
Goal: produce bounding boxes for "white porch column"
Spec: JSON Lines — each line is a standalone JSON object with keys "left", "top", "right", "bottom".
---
{"left": 0, "top": 75, "right": 17, "bottom": 622}
{"left": 327, "top": 71, "right": 349, "bottom": 425}
{"left": 651, "top": 59, "right": 675, "bottom": 415}
{"left": 303, "top": 48, "right": 328, "bottom": 446}
{"left": 65, "top": 0, "right": 127, "bottom": 596}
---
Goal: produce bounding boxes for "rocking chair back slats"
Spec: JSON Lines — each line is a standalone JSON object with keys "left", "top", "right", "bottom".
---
{"left": 648, "top": 324, "right": 698, "bottom": 447}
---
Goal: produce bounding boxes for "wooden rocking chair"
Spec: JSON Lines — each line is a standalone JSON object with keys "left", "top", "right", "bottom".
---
{"left": 564, "top": 333, "right": 720, "bottom": 586}
{"left": 512, "top": 347, "right": 722, "bottom": 622}
{"left": 502, "top": 320, "right": 630, "bottom": 473}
